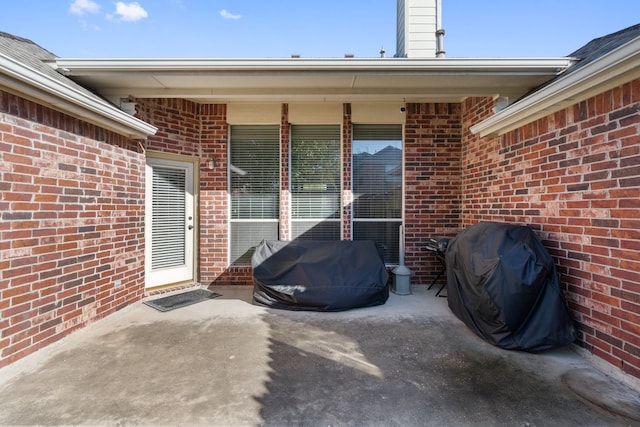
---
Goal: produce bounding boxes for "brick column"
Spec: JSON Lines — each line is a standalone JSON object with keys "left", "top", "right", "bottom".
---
{"left": 403, "top": 102, "right": 463, "bottom": 285}
{"left": 342, "top": 103, "right": 352, "bottom": 240}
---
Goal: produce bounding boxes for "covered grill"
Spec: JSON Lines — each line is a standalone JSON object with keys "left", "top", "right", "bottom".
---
{"left": 446, "top": 222, "right": 577, "bottom": 352}
{"left": 252, "top": 239, "right": 389, "bottom": 311}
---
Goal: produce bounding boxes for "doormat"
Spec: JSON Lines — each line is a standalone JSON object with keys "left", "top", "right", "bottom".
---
{"left": 143, "top": 289, "right": 222, "bottom": 312}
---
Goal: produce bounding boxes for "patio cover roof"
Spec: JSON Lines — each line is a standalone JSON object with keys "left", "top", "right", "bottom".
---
{"left": 51, "top": 57, "right": 574, "bottom": 105}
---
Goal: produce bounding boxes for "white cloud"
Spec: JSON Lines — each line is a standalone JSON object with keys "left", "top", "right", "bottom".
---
{"left": 113, "top": 1, "right": 148, "bottom": 22}
{"left": 69, "top": 0, "right": 101, "bottom": 16}
{"left": 220, "top": 9, "right": 241, "bottom": 20}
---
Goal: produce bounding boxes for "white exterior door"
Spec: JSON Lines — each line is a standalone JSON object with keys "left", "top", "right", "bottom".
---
{"left": 145, "top": 156, "right": 195, "bottom": 288}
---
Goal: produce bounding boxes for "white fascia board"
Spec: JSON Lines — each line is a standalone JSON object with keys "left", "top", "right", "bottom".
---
{"left": 54, "top": 57, "right": 573, "bottom": 73}
{"left": 471, "top": 38, "right": 640, "bottom": 138}
{"left": 0, "top": 53, "right": 156, "bottom": 138}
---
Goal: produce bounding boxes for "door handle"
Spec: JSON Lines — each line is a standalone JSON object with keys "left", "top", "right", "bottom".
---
{"left": 188, "top": 225, "right": 194, "bottom": 230}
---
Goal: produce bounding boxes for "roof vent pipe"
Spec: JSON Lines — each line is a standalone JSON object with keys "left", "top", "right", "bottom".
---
{"left": 435, "top": 0, "right": 445, "bottom": 58}
{"left": 436, "top": 29, "right": 446, "bottom": 58}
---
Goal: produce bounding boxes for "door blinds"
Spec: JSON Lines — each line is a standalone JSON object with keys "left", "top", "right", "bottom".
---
{"left": 151, "top": 167, "right": 186, "bottom": 269}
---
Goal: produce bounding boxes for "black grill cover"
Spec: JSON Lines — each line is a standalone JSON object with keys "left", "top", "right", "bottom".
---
{"left": 446, "top": 222, "right": 577, "bottom": 352}
{"left": 252, "top": 239, "right": 389, "bottom": 311}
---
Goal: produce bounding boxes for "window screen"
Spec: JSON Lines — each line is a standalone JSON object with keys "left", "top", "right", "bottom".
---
{"left": 352, "top": 124, "right": 403, "bottom": 264}
{"left": 291, "top": 125, "right": 341, "bottom": 241}
{"left": 229, "top": 125, "right": 280, "bottom": 264}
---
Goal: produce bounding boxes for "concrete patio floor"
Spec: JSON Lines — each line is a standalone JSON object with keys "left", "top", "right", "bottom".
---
{"left": 0, "top": 285, "right": 638, "bottom": 426}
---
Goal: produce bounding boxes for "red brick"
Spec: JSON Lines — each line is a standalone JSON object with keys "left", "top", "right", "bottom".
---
{"left": 3, "top": 78, "right": 640, "bottom": 384}
{"left": 462, "top": 81, "right": 640, "bottom": 381}
{"left": 1, "top": 91, "right": 144, "bottom": 368}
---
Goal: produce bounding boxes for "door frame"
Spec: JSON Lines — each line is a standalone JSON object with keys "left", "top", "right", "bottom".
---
{"left": 144, "top": 151, "right": 199, "bottom": 289}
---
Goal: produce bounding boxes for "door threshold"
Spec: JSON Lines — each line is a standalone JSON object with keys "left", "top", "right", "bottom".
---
{"left": 144, "top": 282, "right": 202, "bottom": 299}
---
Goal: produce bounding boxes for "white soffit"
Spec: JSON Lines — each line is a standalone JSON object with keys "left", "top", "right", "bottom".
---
{"left": 53, "top": 57, "right": 573, "bottom": 104}
{"left": 471, "top": 37, "right": 640, "bottom": 138}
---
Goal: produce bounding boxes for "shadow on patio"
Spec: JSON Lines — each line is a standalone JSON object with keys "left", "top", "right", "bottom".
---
{"left": 0, "top": 286, "right": 637, "bottom": 426}
{"left": 255, "top": 308, "right": 636, "bottom": 426}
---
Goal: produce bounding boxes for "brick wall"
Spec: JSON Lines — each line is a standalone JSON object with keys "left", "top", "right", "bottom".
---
{"left": 0, "top": 91, "right": 145, "bottom": 368}
{"left": 279, "top": 104, "right": 291, "bottom": 242}
{"left": 136, "top": 98, "right": 201, "bottom": 156}
{"left": 461, "top": 79, "right": 640, "bottom": 380}
{"left": 404, "top": 103, "right": 463, "bottom": 285}
{"left": 135, "top": 100, "right": 464, "bottom": 287}
{"left": 197, "top": 104, "right": 229, "bottom": 284}
{"left": 134, "top": 98, "right": 232, "bottom": 285}
{"left": 342, "top": 104, "right": 353, "bottom": 240}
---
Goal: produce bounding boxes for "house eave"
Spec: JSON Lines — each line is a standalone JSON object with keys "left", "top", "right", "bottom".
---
{"left": 53, "top": 57, "right": 574, "bottom": 71}
{"left": 471, "top": 37, "right": 640, "bottom": 138}
{"left": 52, "top": 57, "right": 574, "bottom": 105}
{"left": 0, "top": 53, "right": 157, "bottom": 139}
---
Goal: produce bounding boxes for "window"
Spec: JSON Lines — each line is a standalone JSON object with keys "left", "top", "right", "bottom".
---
{"left": 291, "top": 125, "right": 341, "bottom": 240}
{"left": 352, "top": 124, "right": 403, "bottom": 264}
{"left": 229, "top": 125, "right": 280, "bottom": 264}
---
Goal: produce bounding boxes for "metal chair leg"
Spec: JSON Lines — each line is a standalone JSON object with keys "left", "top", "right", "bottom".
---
{"left": 435, "top": 280, "right": 447, "bottom": 297}
{"left": 428, "top": 269, "right": 444, "bottom": 290}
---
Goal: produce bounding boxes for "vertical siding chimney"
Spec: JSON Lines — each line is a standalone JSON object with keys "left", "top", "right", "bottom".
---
{"left": 395, "top": 0, "right": 444, "bottom": 58}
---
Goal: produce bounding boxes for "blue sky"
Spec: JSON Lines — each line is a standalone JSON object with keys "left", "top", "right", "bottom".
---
{"left": 1, "top": 0, "right": 638, "bottom": 58}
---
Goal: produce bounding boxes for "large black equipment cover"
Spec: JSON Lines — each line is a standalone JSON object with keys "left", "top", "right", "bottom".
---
{"left": 446, "top": 222, "right": 577, "bottom": 352}
{"left": 252, "top": 239, "right": 389, "bottom": 311}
